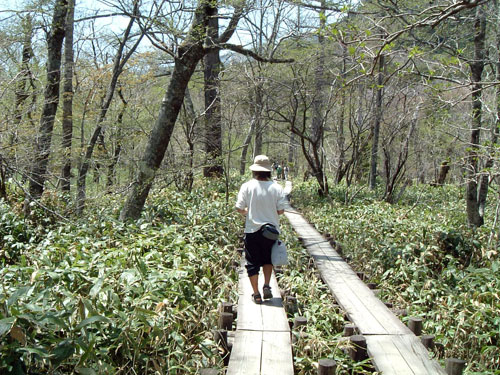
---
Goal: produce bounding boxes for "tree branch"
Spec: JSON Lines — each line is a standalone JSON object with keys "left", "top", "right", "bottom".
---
{"left": 213, "top": 43, "right": 294, "bottom": 63}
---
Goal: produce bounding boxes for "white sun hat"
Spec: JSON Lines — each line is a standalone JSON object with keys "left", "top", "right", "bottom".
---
{"left": 249, "top": 155, "right": 272, "bottom": 172}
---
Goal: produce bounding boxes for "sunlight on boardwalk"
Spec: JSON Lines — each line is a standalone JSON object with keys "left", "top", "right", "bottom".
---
{"left": 283, "top": 191, "right": 446, "bottom": 375}
{"left": 226, "top": 262, "right": 293, "bottom": 374}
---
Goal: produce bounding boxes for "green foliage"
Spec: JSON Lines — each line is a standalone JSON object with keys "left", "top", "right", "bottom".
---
{"left": 291, "top": 181, "right": 499, "bottom": 374}
{"left": 0, "top": 183, "right": 242, "bottom": 374}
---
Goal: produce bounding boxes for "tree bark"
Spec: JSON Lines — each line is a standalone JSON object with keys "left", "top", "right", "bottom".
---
{"left": 466, "top": 6, "right": 486, "bottom": 227}
{"left": 61, "top": 0, "right": 75, "bottom": 193}
{"left": 369, "top": 54, "right": 384, "bottom": 190}
{"left": 27, "top": 0, "right": 68, "bottom": 202}
{"left": 120, "top": 50, "right": 204, "bottom": 220}
{"left": 203, "top": 5, "right": 223, "bottom": 177}
{"left": 240, "top": 119, "right": 255, "bottom": 175}
{"left": 107, "top": 87, "right": 127, "bottom": 189}
{"left": 253, "top": 84, "right": 264, "bottom": 157}
{"left": 336, "top": 43, "right": 348, "bottom": 184}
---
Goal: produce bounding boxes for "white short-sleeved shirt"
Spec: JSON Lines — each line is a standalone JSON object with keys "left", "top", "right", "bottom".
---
{"left": 235, "top": 179, "right": 287, "bottom": 234}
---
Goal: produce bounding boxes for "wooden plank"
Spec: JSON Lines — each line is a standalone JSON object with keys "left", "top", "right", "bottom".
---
{"left": 365, "top": 335, "right": 446, "bottom": 375}
{"left": 285, "top": 210, "right": 408, "bottom": 335}
{"left": 308, "top": 244, "right": 409, "bottom": 335}
{"left": 284, "top": 209, "right": 446, "bottom": 374}
{"left": 226, "top": 330, "right": 262, "bottom": 375}
{"left": 237, "top": 267, "right": 289, "bottom": 332}
{"left": 261, "top": 331, "right": 294, "bottom": 375}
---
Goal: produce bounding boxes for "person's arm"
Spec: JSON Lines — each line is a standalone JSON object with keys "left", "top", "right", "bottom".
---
{"left": 236, "top": 207, "right": 248, "bottom": 216}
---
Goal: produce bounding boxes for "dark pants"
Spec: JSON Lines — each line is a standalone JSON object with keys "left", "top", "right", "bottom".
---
{"left": 244, "top": 230, "right": 275, "bottom": 277}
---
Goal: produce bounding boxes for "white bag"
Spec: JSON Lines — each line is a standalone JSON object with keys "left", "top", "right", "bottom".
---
{"left": 271, "top": 240, "right": 288, "bottom": 266}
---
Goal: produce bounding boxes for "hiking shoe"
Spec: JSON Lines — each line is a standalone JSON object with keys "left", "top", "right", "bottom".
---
{"left": 263, "top": 285, "right": 272, "bottom": 299}
{"left": 252, "top": 293, "right": 262, "bottom": 304}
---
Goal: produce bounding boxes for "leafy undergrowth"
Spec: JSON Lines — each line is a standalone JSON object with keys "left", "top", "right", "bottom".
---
{"left": 290, "top": 181, "right": 499, "bottom": 375}
{"left": 0, "top": 180, "right": 243, "bottom": 374}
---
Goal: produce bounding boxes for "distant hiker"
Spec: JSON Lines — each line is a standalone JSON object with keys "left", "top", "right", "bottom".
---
{"left": 235, "top": 155, "right": 287, "bottom": 304}
{"left": 284, "top": 166, "right": 289, "bottom": 180}
{"left": 276, "top": 164, "right": 282, "bottom": 180}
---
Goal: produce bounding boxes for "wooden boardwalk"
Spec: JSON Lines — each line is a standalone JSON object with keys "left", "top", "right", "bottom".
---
{"left": 226, "top": 264, "right": 293, "bottom": 374}
{"left": 284, "top": 206, "right": 446, "bottom": 374}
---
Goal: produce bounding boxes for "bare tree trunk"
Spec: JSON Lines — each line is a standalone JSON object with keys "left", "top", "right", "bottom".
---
{"left": 434, "top": 161, "right": 450, "bottom": 186}
{"left": 179, "top": 87, "right": 196, "bottom": 191}
{"left": 287, "top": 132, "right": 295, "bottom": 165}
{"left": 240, "top": 119, "right": 255, "bottom": 175}
{"left": 466, "top": 6, "right": 486, "bottom": 227}
{"left": 336, "top": 44, "right": 347, "bottom": 184}
{"left": 107, "top": 87, "right": 127, "bottom": 189}
{"left": 11, "top": 16, "right": 34, "bottom": 147}
{"left": 369, "top": 54, "right": 384, "bottom": 190}
{"left": 77, "top": 1, "right": 141, "bottom": 214}
{"left": 253, "top": 85, "right": 264, "bottom": 157}
{"left": 383, "top": 106, "right": 418, "bottom": 203}
{"left": 0, "top": 155, "right": 6, "bottom": 199}
{"left": 478, "top": 0, "right": 500, "bottom": 218}
{"left": 120, "top": 51, "right": 204, "bottom": 220}
{"left": 61, "top": 0, "right": 74, "bottom": 193}
{"left": 27, "top": 0, "right": 68, "bottom": 203}
{"left": 203, "top": 6, "right": 223, "bottom": 177}
{"left": 120, "top": 1, "right": 215, "bottom": 220}
{"left": 311, "top": 0, "right": 328, "bottom": 195}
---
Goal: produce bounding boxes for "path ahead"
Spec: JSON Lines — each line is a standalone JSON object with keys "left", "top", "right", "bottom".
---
{"left": 284, "top": 203, "right": 446, "bottom": 375}
{"left": 225, "top": 263, "right": 293, "bottom": 375}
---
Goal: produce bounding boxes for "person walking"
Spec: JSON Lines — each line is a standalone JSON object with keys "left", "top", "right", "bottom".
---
{"left": 235, "top": 155, "right": 287, "bottom": 304}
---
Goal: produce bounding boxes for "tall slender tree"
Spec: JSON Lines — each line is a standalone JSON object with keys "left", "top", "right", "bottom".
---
{"left": 61, "top": 0, "right": 75, "bottom": 193}
{"left": 27, "top": 0, "right": 68, "bottom": 204}
{"left": 203, "top": 6, "right": 223, "bottom": 177}
{"left": 466, "top": 5, "right": 486, "bottom": 227}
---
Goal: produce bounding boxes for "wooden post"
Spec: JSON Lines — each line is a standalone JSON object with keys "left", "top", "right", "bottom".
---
{"left": 213, "top": 329, "right": 228, "bottom": 349}
{"left": 356, "top": 272, "right": 365, "bottom": 281}
{"left": 218, "top": 312, "right": 233, "bottom": 331}
{"left": 445, "top": 358, "right": 466, "bottom": 375}
{"left": 434, "top": 342, "right": 445, "bottom": 359}
{"left": 366, "top": 282, "right": 377, "bottom": 290}
{"left": 349, "top": 335, "right": 368, "bottom": 361}
{"left": 384, "top": 302, "right": 393, "bottom": 308}
{"left": 421, "top": 334, "right": 435, "bottom": 350}
{"left": 285, "top": 295, "right": 298, "bottom": 314}
{"left": 220, "top": 302, "right": 233, "bottom": 314}
{"left": 318, "top": 359, "right": 337, "bottom": 374}
{"left": 293, "top": 316, "right": 307, "bottom": 329}
{"left": 392, "top": 308, "right": 408, "bottom": 317}
{"left": 343, "top": 324, "right": 357, "bottom": 336}
{"left": 408, "top": 317, "right": 423, "bottom": 336}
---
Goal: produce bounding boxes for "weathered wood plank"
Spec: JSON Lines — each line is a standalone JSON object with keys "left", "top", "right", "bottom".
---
{"left": 226, "top": 330, "right": 262, "bottom": 375}
{"left": 261, "top": 331, "right": 294, "bottom": 375}
{"left": 284, "top": 209, "right": 446, "bottom": 375}
{"left": 237, "top": 266, "right": 289, "bottom": 332}
{"left": 365, "top": 335, "right": 445, "bottom": 375}
{"left": 286, "top": 210, "right": 408, "bottom": 335}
